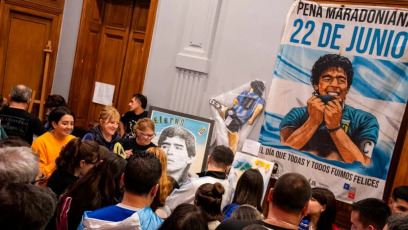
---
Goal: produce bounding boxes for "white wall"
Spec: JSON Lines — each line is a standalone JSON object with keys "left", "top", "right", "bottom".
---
{"left": 52, "top": 0, "right": 294, "bottom": 140}
{"left": 144, "top": 0, "right": 294, "bottom": 140}
{"left": 52, "top": 0, "right": 83, "bottom": 100}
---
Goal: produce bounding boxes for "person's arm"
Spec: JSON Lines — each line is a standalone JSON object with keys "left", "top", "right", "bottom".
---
{"left": 325, "top": 100, "right": 372, "bottom": 164}
{"left": 33, "top": 117, "right": 46, "bottom": 136}
{"left": 32, "top": 137, "right": 55, "bottom": 179}
{"left": 280, "top": 96, "right": 325, "bottom": 149}
{"left": 165, "top": 182, "right": 196, "bottom": 212}
{"left": 119, "top": 121, "right": 125, "bottom": 138}
{"left": 247, "top": 103, "right": 263, "bottom": 125}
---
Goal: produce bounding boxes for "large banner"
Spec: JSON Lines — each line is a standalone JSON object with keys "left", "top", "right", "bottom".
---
{"left": 259, "top": 0, "right": 408, "bottom": 203}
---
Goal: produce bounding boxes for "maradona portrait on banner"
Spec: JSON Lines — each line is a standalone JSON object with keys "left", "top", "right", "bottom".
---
{"left": 279, "top": 54, "right": 379, "bottom": 165}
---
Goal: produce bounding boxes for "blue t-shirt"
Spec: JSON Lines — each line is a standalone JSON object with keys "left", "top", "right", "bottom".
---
{"left": 280, "top": 104, "right": 379, "bottom": 158}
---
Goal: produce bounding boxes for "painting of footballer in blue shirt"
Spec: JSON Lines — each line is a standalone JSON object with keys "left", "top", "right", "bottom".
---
{"left": 210, "top": 80, "right": 265, "bottom": 152}
{"left": 280, "top": 54, "right": 379, "bottom": 165}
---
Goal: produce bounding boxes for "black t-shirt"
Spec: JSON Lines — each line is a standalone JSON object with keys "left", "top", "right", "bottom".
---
{"left": 121, "top": 138, "right": 156, "bottom": 154}
{"left": 120, "top": 111, "right": 148, "bottom": 139}
{"left": 0, "top": 107, "right": 46, "bottom": 144}
{"left": 216, "top": 220, "right": 292, "bottom": 230}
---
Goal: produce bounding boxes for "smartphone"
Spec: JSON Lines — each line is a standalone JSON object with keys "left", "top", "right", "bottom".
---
{"left": 316, "top": 95, "right": 335, "bottom": 104}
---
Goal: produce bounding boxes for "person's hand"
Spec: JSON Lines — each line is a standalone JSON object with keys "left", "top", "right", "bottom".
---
{"left": 124, "top": 150, "right": 133, "bottom": 159}
{"left": 307, "top": 95, "right": 325, "bottom": 126}
{"left": 324, "top": 99, "right": 342, "bottom": 129}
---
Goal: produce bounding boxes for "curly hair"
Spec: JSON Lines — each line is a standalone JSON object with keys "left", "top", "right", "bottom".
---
{"left": 55, "top": 138, "right": 109, "bottom": 175}
{"left": 310, "top": 54, "right": 354, "bottom": 94}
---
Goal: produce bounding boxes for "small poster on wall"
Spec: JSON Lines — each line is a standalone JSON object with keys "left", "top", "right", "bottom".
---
{"left": 228, "top": 152, "right": 273, "bottom": 202}
{"left": 148, "top": 106, "right": 214, "bottom": 186}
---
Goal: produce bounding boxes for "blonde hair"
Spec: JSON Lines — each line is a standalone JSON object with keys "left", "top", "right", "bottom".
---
{"left": 133, "top": 118, "right": 155, "bottom": 134}
{"left": 98, "top": 105, "right": 120, "bottom": 124}
{"left": 146, "top": 147, "right": 172, "bottom": 206}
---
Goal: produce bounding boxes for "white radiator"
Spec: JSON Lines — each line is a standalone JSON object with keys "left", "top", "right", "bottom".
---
{"left": 170, "top": 68, "right": 208, "bottom": 115}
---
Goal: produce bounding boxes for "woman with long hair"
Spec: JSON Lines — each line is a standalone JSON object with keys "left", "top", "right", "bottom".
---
{"left": 47, "top": 138, "right": 109, "bottom": 197}
{"left": 82, "top": 105, "right": 121, "bottom": 152}
{"left": 56, "top": 154, "right": 127, "bottom": 230}
{"left": 122, "top": 118, "right": 156, "bottom": 158}
{"left": 222, "top": 169, "right": 264, "bottom": 220}
{"left": 146, "top": 147, "right": 177, "bottom": 213}
{"left": 158, "top": 203, "right": 208, "bottom": 230}
{"left": 300, "top": 187, "right": 338, "bottom": 230}
{"left": 32, "top": 107, "right": 75, "bottom": 184}
{"left": 195, "top": 182, "right": 225, "bottom": 230}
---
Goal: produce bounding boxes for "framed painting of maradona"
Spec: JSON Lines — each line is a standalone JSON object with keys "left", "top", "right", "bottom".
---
{"left": 148, "top": 106, "right": 214, "bottom": 186}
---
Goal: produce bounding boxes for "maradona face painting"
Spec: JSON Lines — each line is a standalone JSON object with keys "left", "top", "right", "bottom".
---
{"left": 149, "top": 107, "right": 214, "bottom": 186}
{"left": 258, "top": 0, "right": 408, "bottom": 203}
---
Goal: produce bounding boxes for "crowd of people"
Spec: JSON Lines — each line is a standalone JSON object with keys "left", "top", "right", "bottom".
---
{"left": 0, "top": 84, "right": 407, "bottom": 230}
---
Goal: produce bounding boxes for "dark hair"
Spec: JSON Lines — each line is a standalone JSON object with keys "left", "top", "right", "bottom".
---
{"left": 310, "top": 187, "right": 337, "bottom": 230}
{"left": 387, "top": 214, "right": 408, "bottom": 230}
{"left": 158, "top": 203, "right": 208, "bottom": 230}
{"left": 352, "top": 198, "right": 390, "bottom": 229}
{"left": 273, "top": 173, "right": 311, "bottom": 214}
{"left": 48, "top": 106, "right": 74, "bottom": 125}
{"left": 232, "top": 169, "right": 264, "bottom": 212}
{"left": 124, "top": 151, "right": 162, "bottom": 195}
{"left": 133, "top": 94, "right": 147, "bottom": 109}
{"left": 230, "top": 204, "right": 262, "bottom": 221}
{"left": 61, "top": 154, "right": 127, "bottom": 227}
{"left": 0, "top": 183, "right": 57, "bottom": 230}
{"left": 55, "top": 138, "right": 109, "bottom": 174}
{"left": 10, "top": 84, "right": 32, "bottom": 103}
{"left": 310, "top": 54, "right": 354, "bottom": 94}
{"left": 0, "top": 136, "right": 30, "bottom": 147}
{"left": 250, "top": 80, "right": 265, "bottom": 97}
{"left": 209, "top": 145, "right": 234, "bottom": 169}
{"left": 45, "top": 94, "right": 67, "bottom": 108}
{"left": 158, "top": 126, "right": 196, "bottom": 158}
{"left": 392, "top": 186, "right": 408, "bottom": 203}
{"left": 195, "top": 182, "right": 225, "bottom": 221}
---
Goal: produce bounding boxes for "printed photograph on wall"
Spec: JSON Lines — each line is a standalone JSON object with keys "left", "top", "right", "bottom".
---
{"left": 258, "top": 0, "right": 408, "bottom": 202}
{"left": 149, "top": 106, "right": 214, "bottom": 186}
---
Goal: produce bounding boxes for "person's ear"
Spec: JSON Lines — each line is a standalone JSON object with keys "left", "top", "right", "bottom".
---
{"left": 99, "top": 119, "right": 103, "bottom": 125}
{"left": 367, "top": 225, "right": 375, "bottom": 230}
{"left": 207, "top": 156, "right": 210, "bottom": 165}
{"left": 187, "top": 155, "right": 194, "bottom": 164}
{"left": 313, "top": 85, "right": 318, "bottom": 91}
{"left": 301, "top": 202, "right": 309, "bottom": 218}
{"left": 225, "top": 165, "right": 231, "bottom": 173}
{"left": 51, "top": 121, "right": 57, "bottom": 129}
{"left": 151, "top": 184, "right": 159, "bottom": 197}
{"left": 321, "top": 204, "right": 326, "bottom": 213}
{"left": 388, "top": 197, "right": 393, "bottom": 206}
{"left": 79, "top": 160, "right": 85, "bottom": 168}
{"left": 267, "top": 188, "right": 274, "bottom": 202}
{"left": 120, "top": 173, "right": 125, "bottom": 187}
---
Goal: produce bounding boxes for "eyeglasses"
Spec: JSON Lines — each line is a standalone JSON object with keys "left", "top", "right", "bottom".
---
{"left": 32, "top": 173, "right": 46, "bottom": 184}
{"left": 139, "top": 132, "right": 155, "bottom": 139}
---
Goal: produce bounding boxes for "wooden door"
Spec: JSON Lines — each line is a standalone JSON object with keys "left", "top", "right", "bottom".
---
{"left": 0, "top": 0, "right": 64, "bottom": 111}
{"left": 68, "top": 0, "right": 158, "bottom": 128}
